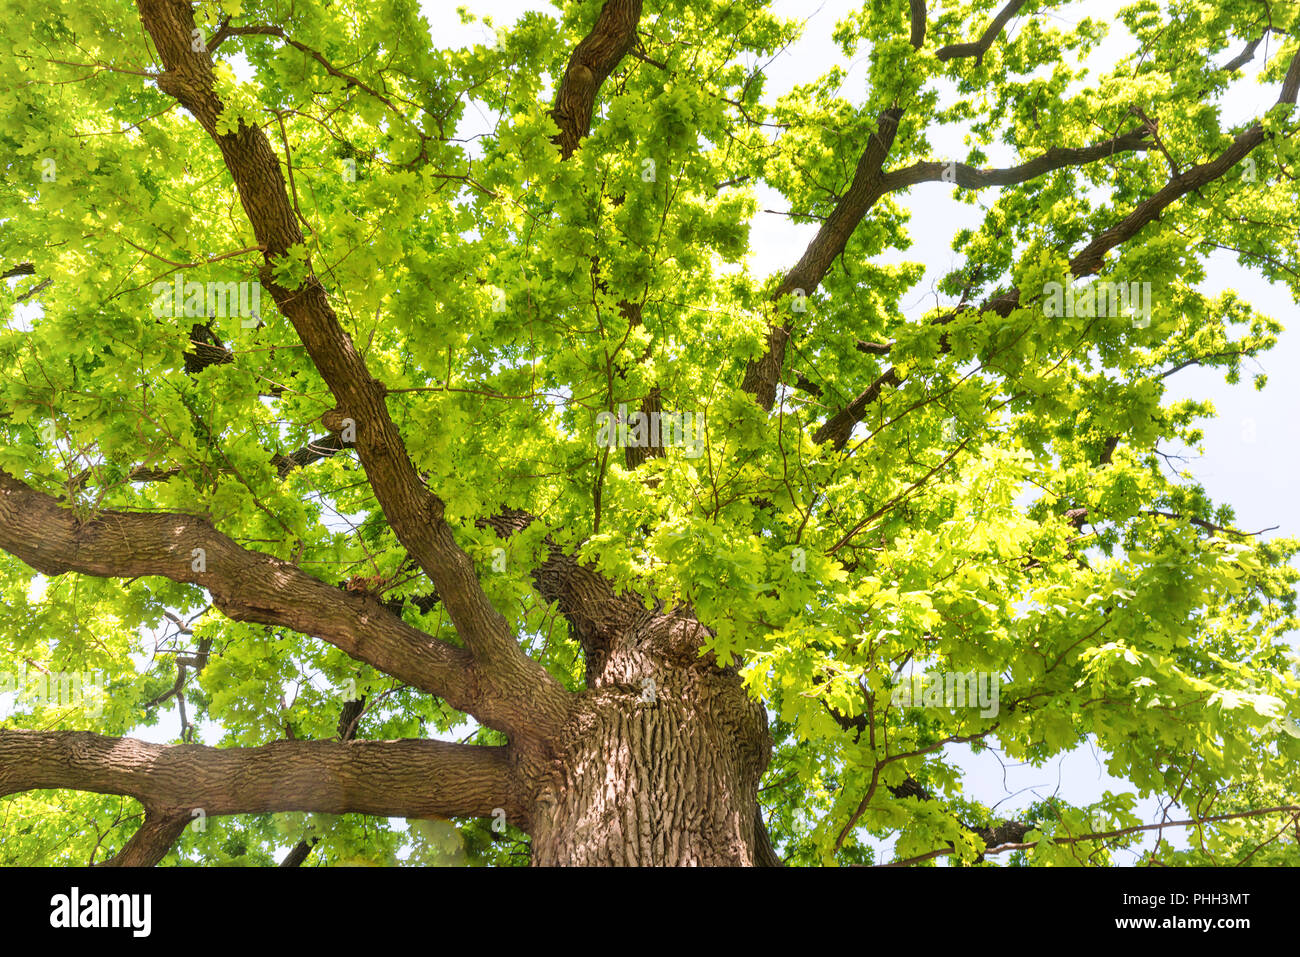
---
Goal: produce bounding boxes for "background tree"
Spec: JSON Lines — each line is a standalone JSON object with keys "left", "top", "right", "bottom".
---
{"left": 2, "top": 0, "right": 1299, "bottom": 866}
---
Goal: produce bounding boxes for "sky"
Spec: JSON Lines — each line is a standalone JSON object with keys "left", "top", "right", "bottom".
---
{"left": 7, "top": 0, "right": 1292, "bottom": 864}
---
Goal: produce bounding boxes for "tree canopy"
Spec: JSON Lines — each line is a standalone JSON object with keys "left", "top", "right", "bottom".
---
{"left": 2, "top": 0, "right": 1300, "bottom": 866}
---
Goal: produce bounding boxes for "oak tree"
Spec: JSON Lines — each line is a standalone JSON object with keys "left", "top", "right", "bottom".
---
{"left": 2, "top": 0, "right": 1300, "bottom": 866}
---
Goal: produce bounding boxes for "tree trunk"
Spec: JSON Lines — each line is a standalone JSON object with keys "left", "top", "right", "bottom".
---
{"left": 527, "top": 636, "right": 772, "bottom": 866}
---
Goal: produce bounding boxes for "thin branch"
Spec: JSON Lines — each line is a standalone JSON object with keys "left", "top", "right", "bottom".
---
{"left": 1142, "top": 509, "right": 1277, "bottom": 538}
{"left": 883, "top": 805, "right": 1300, "bottom": 865}
{"left": 879, "top": 126, "right": 1152, "bottom": 193}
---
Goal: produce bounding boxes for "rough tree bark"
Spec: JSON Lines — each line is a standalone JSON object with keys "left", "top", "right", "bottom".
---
{"left": 523, "top": 538, "right": 772, "bottom": 864}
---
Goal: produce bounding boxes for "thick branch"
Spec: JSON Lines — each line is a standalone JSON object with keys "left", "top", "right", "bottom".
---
{"left": 1224, "top": 34, "right": 1264, "bottom": 73}
{"left": 551, "top": 2, "right": 655, "bottom": 467}
{"left": 183, "top": 321, "right": 234, "bottom": 374}
{"left": 745, "top": 107, "right": 1137, "bottom": 415}
{"left": 909, "top": 0, "right": 927, "bottom": 50}
{"left": 279, "top": 839, "right": 317, "bottom": 867}
{"left": 813, "top": 367, "right": 902, "bottom": 448}
{"left": 0, "top": 729, "right": 520, "bottom": 824}
{"left": 273, "top": 432, "right": 350, "bottom": 477}
{"left": 134, "top": 0, "right": 570, "bottom": 742}
{"left": 754, "top": 805, "right": 784, "bottom": 866}
{"left": 479, "top": 510, "right": 651, "bottom": 665}
{"left": 1220, "top": 26, "right": 1292, "bottom": 75}
{"left": 816, "top": 48, "right": 1300, "bottom": 445}
{"left": 479, "top": 510, "right": 713, "bottom": 672}
{"left": 935, "top": 0, "right": 1026, "bottom": 64}
{"left": 888, "top": 776, "right": 1032, "bottom": 862}
{"left": 798, "top": 128, "right": 1152, "bottom": 437}
{"left": 0, "top": 467, "right": 490, "bottom": 722}
{"left": 773, "top": 109, "right": 904, "bottom": 302}
{"left": 550, "top": 0, "right": 644, "bottom": 158}
{"left": 99, "top": 811, "right": 191, "bottom": 867}
{"left": 1070, "top": 73, "right": 1300, "bottom": 275}
{"left": 742, "top": 108, "right": 904, "bottom": 409}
